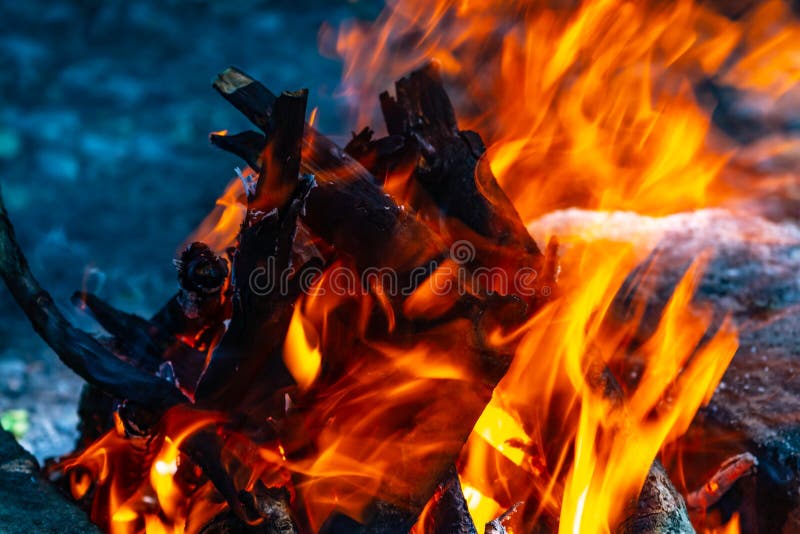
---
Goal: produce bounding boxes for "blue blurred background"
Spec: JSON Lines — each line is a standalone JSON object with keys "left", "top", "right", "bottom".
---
{"left": 0, "top": 0, "right": 381, "bottom": 459}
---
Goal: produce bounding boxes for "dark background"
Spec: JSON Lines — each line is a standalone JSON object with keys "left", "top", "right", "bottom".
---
{"left": 0, "top": 0, "right": 381, "bottom": 459}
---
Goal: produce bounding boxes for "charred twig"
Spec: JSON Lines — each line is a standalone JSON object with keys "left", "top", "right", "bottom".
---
{"left": 72, "top": 291, "right": 167, "bottom": 371}
{"left": 0, "top": 187, "right": 187, "bottom": 410}
{"left": 484, "top": 502, "right": 521, "bottom": 534}
{"left": 685, "top": 452, "right": 758, "bottom": 511}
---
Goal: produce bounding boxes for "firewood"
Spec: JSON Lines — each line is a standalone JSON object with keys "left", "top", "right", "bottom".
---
{"left": 195, "top": 88, "right": 312, "bottom": 410}
{"left": 72, "top": 290, "right": 168, "bottom": 372}
{"left": 210, "top": 67, "right": 549, "bottom": 531}
{"left": 484, "top": 503, "right": 520, "bottom": 534}
{"left": 0, "top": 188, "right": 271, "bottom": 527}
{"left": 685, "top": 452, "right": 757, "bottom": 512}
{"left": 376, "top": 62, "right": 540, "bottom": 257}
{"left": 416, "top": 466, "right": 478, "bottom": 534}
{"left": 0, "top": 188, "right": 187, "bottom": 411}
{"left": 198, "top": 482, "right": 298, "bottom": 534}
{"left": 210, "top": 130, "right": 266, "bottom": 172}
{"left": 615, "top": 461, "right": 695, "bottom": 534}
{"left": 211, "top": 67, "right": 449, "bottom": 274}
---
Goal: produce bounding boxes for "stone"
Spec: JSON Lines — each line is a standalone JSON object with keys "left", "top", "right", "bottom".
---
{"left": 0, "top": 428, "right": 99, "bottom": 533}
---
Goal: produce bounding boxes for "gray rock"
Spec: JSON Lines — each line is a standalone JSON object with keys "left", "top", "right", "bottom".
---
{"left": 0, "top": 428, "right": 99, "bottom": 533}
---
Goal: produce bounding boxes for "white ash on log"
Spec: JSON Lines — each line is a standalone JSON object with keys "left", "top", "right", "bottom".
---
{"left": 532, "top": 207, "right": 800, "bottom": 532}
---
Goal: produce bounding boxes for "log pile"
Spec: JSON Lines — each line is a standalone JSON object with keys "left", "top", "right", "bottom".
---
{"left": 0, "top": 64, "right": 753, "bottom": 533}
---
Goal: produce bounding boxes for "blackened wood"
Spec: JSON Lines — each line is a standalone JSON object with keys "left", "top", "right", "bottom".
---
{"left": 195, "top": 88, "right": 310, "bottom": 408}
{"left": 73, "top": 291, "right": 167, "bottom": 372}
{"left": 253, "top": 89, "right": 308, "bottom": 212}
{"left": 210, "top": 130, "right": 266, "bottom": 172}
{"left": 183, "top": 430, "right": 261, "bottom": 526}
{"left": 378, "top": 62, "right": 541, "bottom": 257}
{"left": 318, "top": 502, "right": 417, "bottom": 534}
{"left": 210, "top": 69, "right": 539, "bottom": 532}
{"left": 213, "top": 67, "right": 277, "bottom": 135}
{"left": 0, "top": 189, "right": 187, "bottom": 410}
{"left": 210, "top": 67, "right": 444, "bottom": 274}
{"left": 418, "top": 466, "right": 478, "bottom": 534}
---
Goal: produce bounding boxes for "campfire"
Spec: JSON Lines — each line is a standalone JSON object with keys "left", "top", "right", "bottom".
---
{"left": 2, "top": 0, "right": 800, "bottom": 533}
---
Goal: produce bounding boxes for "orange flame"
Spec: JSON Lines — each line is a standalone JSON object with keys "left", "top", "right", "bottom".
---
{"left": 61, "top": 0, "right": 800, "bottom": 531}
{"left": 183, "top": 175, "right": 246, "bottom": 254}
{"left": 328, "top": 0, "right": 800, "bottom": 221}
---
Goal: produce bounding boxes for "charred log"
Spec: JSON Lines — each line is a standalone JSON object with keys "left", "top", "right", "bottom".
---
{"left": 416, "top": 466, "right": 478, "bottom": 534}
{"left": 195, "top": 88, "right": 311, "bottom": 411}
{"left": 375, "top": 62, "right": 540, "bottom": 258}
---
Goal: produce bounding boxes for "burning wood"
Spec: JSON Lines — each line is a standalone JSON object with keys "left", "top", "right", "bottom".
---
{"left": 0, "top": 55, "right": 751, "bottom": 532}
{"left": 6, "top": 1, "right": 800, "bottom": 530}
{"left": 0, "top": 62, "right": 554, "bottom": 532}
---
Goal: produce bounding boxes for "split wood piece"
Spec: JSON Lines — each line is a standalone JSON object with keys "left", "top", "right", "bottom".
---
{"left": 417, "top": 466, "right": 478, "bottom": 534}
{"left": 195, "top": 88, "right": 310, "bottom": 412}
{"left": 0, "top": 188, "right": 187, "bottom": 411}
{"left": 375, "top": 62, "right": 541, "bottom": 259}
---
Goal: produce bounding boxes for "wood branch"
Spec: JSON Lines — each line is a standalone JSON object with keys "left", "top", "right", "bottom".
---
{"left": 195, "top": 88, "right": 310, "bottom": 410}
{"left": 686, "top": 453, "right": 758, "bottom": 511}
{"left": 0, "top": 188, "right": 187, "bottom": 410}
{"left": 254, "top": 89, "right": 308, "bottom": 211}
{"left": 210, "top": 130, "right": 266, "bottom": 172}
{"left": 72, "top": 291, "right": 166, "bottom": 372}
{"left": 213, "top": 67, "right": 277, "bottom": 135}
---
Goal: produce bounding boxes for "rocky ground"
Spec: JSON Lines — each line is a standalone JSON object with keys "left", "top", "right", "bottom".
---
{"left": 0, "top": 0, "right": 381, "bottom": 462}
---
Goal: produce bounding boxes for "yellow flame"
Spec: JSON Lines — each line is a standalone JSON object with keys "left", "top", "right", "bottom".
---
{"left": 283, "top": 304, "right": 323, "bottom": 390}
